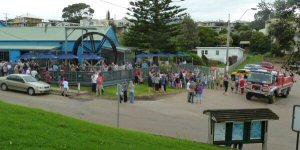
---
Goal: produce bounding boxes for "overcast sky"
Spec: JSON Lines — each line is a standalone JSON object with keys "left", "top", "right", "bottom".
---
{"left": 0, "top": 0, "right": 275, "bottom": 22}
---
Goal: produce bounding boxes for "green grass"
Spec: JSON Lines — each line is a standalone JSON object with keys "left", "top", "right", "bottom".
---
{"left": 234, "top": 55, "right": 264, "bottom": 71}
{"left": 70, "top": 84, "right": 184, "bottom": 98}
{"left": 0, "top": 101, "right": 226, "bottom": 150}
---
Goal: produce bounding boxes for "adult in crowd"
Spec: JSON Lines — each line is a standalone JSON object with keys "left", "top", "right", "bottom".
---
{"left": 123, "top": 79, "right": 128, "bottom": 103}
{"left": 96, "top": 72, "right": 104, "bottom": 96}
{"left": 129, "top": 80, "right": 135, "bottom": 104}
{"left": 196, "top": 83, "right": 204, "bottom": 104}
{"left": 91, "top": 72, "right": 98, "bottom": 92}
{"left": 62, "top": 77, "right": 69, "bottom": 97}
{"left": 223, "top": 74, "right": 229, "bottom": 95}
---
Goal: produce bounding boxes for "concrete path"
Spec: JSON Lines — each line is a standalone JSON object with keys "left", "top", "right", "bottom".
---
{"left": 1, "top": 78, "right": 299, "bottom": 150}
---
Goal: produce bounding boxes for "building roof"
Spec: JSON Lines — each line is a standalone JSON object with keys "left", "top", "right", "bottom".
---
{"left": 18, "top": 13, "right": 43, "bottom": 19}
{"left": 0, "top": 45, "right": 61, "bottom": 50}
{"left": 0, "top": 26, "right": 110, "bottom": 41}
{"left": 196, "top": 47, "right": 245, "bottom": 51}
{"left": 203, "top": 108, "right": 279, "bottom": 123}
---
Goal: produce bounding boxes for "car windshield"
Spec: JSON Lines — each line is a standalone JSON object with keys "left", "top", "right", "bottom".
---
{"left": 247, "top": 72, "right": 271, "bottom": 84}
{"left": 23, "top": 76, "right": 38, "bottom": 82}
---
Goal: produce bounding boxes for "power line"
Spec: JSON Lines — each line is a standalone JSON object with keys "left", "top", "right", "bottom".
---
{"left": 99, "top": 0, "right": 128, "bottom": 9}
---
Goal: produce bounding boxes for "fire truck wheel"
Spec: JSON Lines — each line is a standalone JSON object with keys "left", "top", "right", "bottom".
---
{"left": 246, "top": 93, "right": 252, "bottom": 100}
{"left": 268, "top": 95, "right": 276, "bottom": 104}
{"left": 283, "top": 89, "right": 290, "bottom": 98}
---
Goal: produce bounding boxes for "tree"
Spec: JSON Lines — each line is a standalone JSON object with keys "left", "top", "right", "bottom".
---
{"left": 175, "top": 15, "right": 199, "bottom": 51}
{"left": 217, "top": 34, "right": 232, "bottom": 46}
{"left": 250, "top": 32, "right": 271, "bottom": 54}
{"left": 124, "top": 0, "right": 186, "bottom": 53}
{"left": 251, "top": 0, "right": 274, "bottom": 30}
{"left": 198, "top": 27, "right": 218, "bottom": 46}
{"left": 232, "top": 34, "right": 240, "bottom": 47}
{"left": 239, "top": 30, "right": 253, "bottom": 41}
{"left": 62, "top": 3, "right": 94, "bottom": 23}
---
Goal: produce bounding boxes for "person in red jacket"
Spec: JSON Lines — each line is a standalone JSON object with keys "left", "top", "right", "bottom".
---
{"left": 240, "top": 77, "right": 245, "bottom": 94}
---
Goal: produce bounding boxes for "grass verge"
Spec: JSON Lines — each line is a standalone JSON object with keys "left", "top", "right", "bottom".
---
{"left": 234, "top": 55, "right": 264, "bottom": 71}
{"left": 0, "top": 101, "right": 226, "bottom": 150}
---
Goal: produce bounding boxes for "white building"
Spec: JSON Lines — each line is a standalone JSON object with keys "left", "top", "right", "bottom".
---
{"left": 196, "top": 47, "right": 245, "bottom": 64}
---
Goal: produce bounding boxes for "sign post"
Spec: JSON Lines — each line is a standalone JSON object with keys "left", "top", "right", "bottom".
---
{"left": 292, "top": 105, "right": 300, "bottom": 150}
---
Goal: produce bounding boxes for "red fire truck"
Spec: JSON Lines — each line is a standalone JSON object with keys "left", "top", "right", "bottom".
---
{"left": 245, "top": 69, "right": 295, "bottom": 104}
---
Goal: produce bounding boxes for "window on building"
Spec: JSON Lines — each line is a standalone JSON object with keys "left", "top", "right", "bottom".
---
{"left": 202, "top": 50, "right": 204, "bottom": 55}
{"left": 205, "top": 50, "right": 208, "bottom": 55}
{"left": 216, "top": 50, "right": 219, "bottom": 55}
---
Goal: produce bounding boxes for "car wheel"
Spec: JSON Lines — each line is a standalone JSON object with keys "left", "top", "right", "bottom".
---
{"left": 246, "top": 93, "right": 252, "bottom": 100}
{"left": 1, "top": 83, "right": 8, "bottom": 91}
{"left": 27, "top": 88, "right": 35, "bottom": 96}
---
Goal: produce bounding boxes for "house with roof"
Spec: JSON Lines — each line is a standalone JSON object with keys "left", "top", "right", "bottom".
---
{"left": 8, "top": 13, "right": 43, "bottom": 27}
{"left": 0, "top": 26, "right": 130, "bottom": 63}
{"left": 196, "top": 47, "right": 245, "bottom": 64}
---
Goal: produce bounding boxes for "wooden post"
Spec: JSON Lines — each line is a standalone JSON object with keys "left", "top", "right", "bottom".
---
{"left": 262, "top": 121, "right": 268, "bottom": 150}
{"left": 77, "top": 82, "right": 80, "bottom": 96}
{"left": 208, "top": 113, "right": 213, "bottom": 144}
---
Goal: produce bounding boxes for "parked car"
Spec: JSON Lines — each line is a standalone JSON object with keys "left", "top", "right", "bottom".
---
{"left": 0, "top": 74, "right": 51, "bottom": 95}
{"left": 260, "top": 62, "right": 274, "bottom": 69}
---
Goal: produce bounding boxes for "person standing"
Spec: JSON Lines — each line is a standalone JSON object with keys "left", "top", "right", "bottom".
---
{"left": 160, "top": 74, "right": 167, "bottom": 94}
{"left": 62, "top": 78, "right": 69, "bottom": 97}
{"left": 223, "top": 74, "right": 229, "bottom": 95}
{"left": 129, "top": 81, "right": 135, "bottom": 104}
{"left": 186, "top": 79, "right": 191, "bottom": 103}
{"left": 123, "top": 80, "right": 128, "bottom": 103}
{"left": 91, "top": 72, "right": 98, "bottom": 92}
{"left": 188, "top": 79, "right": 196, "bottom": 104}
{"left": 96, "top": 72, "right": 104, "bottom": 96}
{"left": 240, "top": 77, "right": 245, "bottom": 95}
{"left": 154, "top": 74, "right": 160, "bottom": 91}
{"left": 196, "top": 84, "right": 204, "bottom": 104}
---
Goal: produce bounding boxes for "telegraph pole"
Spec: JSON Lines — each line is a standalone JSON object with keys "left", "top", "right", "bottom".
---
{"left": 3, "top": 13, "right": 8, "bottom": 25}
{"left": 225, "top": 14, "right": 230, "bottom": 74}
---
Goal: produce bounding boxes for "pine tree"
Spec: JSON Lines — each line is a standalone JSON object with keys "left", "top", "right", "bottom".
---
{"left": 124, "top": 0, "right": 186, "bottom": 53}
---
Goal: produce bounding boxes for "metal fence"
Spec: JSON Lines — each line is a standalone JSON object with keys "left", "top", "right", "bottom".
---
{"left": 228, "top": 55, "right": 248, "bottom": 72}
{"left": 38, "top": 63, "right": 227, "bottom": 86}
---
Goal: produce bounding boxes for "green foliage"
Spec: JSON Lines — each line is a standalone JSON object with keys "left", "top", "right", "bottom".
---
{"left": 231, "top": 34, "right": 240, "bottom": 47}
{"left": 198, "top": 27, "right": 218, "bottom": 47}
{"left": 219, "top": 28, "right": 227, "bottom": 34}
{"left": 250, "top": 32, "right": 271, "bottom": 54}
{"left": 176, "top": 15, "right": 200, "bottom": 51}
{"left": 185, "top": 53, "right": 203, "bottom": 65}
{"left": 239, "top": 30, "right": 253, "bottom": 41}
{"left": 0, "top": 101, "right": 226, "bottom": 150}
{"left": 269, "top": 19, "right": 296, "bottom": 55}
{"left": 234, "top": 23, "right": 252, "bottom": 32}
{"left": 251, "top": 0, "right": 274, "bottom": 30}
{"left": 124, "top": 0, "right": 186, "bottom": 53}
{"left": 217, "top": 34, "right": 232, "bottom": 46}
{"left": 62, "top": 3, "right": 94, "bottom": 23}
{"left": 201, "top": 54, "right": 209, "bottom": 66}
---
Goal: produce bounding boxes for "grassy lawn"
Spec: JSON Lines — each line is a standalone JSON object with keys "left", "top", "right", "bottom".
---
{"left": 0, "top": 101, "right": 226, "bottom": 150}
{"left": 234, "top": 55, "right": 264, "bottom": 71}
{"left": 70, "top": 83, "right": 184, "bottom": 98}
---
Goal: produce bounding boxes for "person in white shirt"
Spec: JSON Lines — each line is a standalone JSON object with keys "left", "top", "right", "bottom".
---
{"left": 31, "top": 69, "right": 38, "bottom": 78}
{"left": 26, "top": 68, "right": 31, "bottom": 75}
{"left": 62, "top": 78, "right": 69, "bottom": 97}
{"left": 91, "top": 72, "right": 98, "bottom": 92}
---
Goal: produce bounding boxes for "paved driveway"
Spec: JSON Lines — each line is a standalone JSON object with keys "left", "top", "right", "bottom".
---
{"left": 1, "top": 78, "right": 299, "bottom": 150}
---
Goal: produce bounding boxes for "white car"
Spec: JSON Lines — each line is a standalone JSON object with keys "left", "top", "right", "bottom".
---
{"left": 0, "top": 74, "right": 51, "bottom": 95}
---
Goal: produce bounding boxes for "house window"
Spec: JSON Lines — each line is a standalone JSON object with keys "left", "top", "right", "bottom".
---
{"left": 202, "top": 50, "right": 208, "bottom": 55}
{"left": 205, "top": 50, "right": 208, "bottom": 55}
{"left": 216, "top": 50, "right": 219, "bottom": 55}
{"left": 202, "top": 50, "right": 205, "bottom": 55}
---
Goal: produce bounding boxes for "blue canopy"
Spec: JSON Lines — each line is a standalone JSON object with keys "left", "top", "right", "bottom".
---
{"left": 36, "top": 53, "right": 58, "bottom": 59}
{"left": 57, "top": 54, "right": 78, "bottom": 59}
{"left": 135, "top": 53, "right": 189, "bottom": 58}
{"left": 19, "top": 53, "right": 36, "bottom": 59}
{"left": 80, "top": 54, "right": 103, "bottom": 60}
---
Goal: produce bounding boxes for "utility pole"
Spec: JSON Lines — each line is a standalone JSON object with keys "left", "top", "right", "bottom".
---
{"left": 225, "top": 14, "right": 230, "bottom": 74}
{"left": 3, "top": 13, "right": 8, "bottom": 25}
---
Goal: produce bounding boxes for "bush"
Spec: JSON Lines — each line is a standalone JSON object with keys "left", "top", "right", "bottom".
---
{"left": 185, "top": 53, "right": 204, "bottom": 65}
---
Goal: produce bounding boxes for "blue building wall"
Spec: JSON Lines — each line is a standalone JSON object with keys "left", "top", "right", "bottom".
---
{"left": 0, "top": 21, "right": 6, "bottom": 28}
{"left": 0, "top": 26, "right": 121, "bottom": 62}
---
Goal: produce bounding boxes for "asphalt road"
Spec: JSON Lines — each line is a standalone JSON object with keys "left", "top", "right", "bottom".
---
{"left": 1, "top": 77, "right": 299, "bottom": 150}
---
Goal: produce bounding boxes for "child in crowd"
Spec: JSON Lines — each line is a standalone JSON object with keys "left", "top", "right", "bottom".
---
{"left": 196, "top": 84, "right": 204, "bottom": 104}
